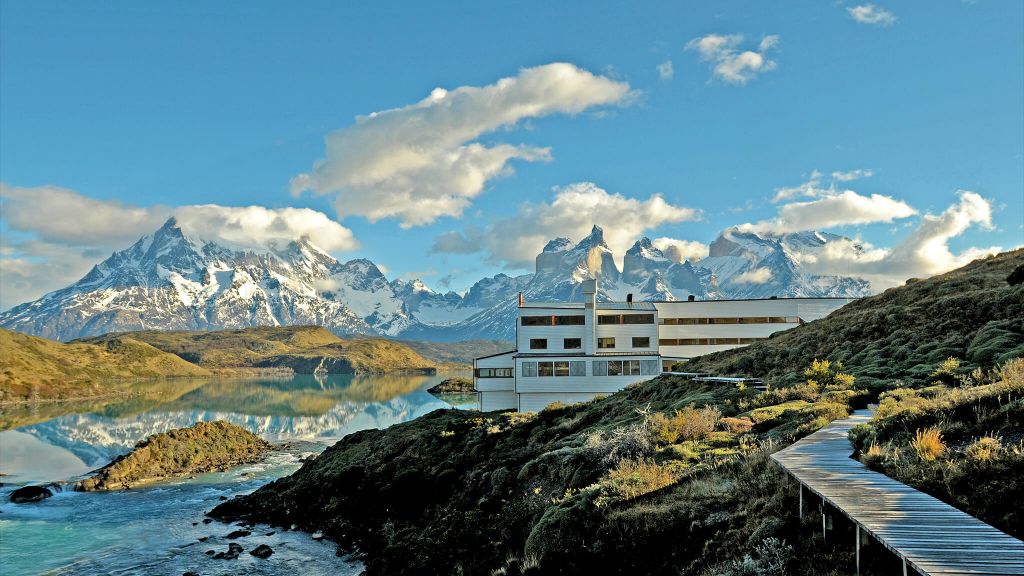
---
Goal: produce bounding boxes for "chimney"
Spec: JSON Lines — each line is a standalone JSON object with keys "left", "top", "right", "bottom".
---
{"left": 626, "top": 293, "right": 633, "bottom": 304}
{"left": 518, "top": 292, "right": 525, "bottom": 308}
{"left": 581, "top": 279, "right": 597, "bottom": 355}
{"left": 687, "top": 295, "right": 696, "bottom": 302}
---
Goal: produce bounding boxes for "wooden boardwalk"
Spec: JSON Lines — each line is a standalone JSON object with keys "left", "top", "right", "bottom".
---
{"left": 771, "top": 410, "right": 1024, "bottom": 576}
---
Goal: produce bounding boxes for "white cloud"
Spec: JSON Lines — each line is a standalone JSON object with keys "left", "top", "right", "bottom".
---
{"left": 795, "top": 192, "right": 1001, "bottom": 289}
{"left": 651, "top": 237, "right": 709, "bottom": 262}
{"left": 431, "top": 182, "right": 701, "bottom": 269}
{"left": 744, "top": 190, "right": 917, "bottom": 234}
{"left": 685, "top": 34, "right": 780, "bottom": 85}
{"left": 657, "top": 60, "right": 674, "bottom": 81}
{"left": 0, "top": 184, "right": 358, "bottom": 310}
{"left": 172, "top": 205, "right": 358, "bottom": 252}
{"left": 733, "top": 267, "right": 773, "bottom": 284}
{"left": 290, "top": 63, "right": 634, "bottom": 227}
{"left": 847, "top": 4, "right": 897, "bottom": 26}
{"left": 772, "top": 168, "right": 874, "bottom": 202}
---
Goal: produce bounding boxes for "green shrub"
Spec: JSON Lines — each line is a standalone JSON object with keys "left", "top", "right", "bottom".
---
{"left": 647, "top": 405, "right": 721, "bottom": 445}
{"left": 930, "top": 357, "right": 962, "bottom": 386}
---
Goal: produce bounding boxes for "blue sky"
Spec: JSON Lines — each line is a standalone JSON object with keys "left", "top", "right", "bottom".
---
{"left": 1, "top": 1, "right": 1022, "bottom": 308}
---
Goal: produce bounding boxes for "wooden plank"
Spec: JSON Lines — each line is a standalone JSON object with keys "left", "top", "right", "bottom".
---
{"left": 772, "top": 410, "right": 1024, "bottom": 576}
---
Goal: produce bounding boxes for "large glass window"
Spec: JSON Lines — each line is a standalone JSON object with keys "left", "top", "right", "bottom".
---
{"left": 592, "top": 360, "right": 608, "bottom": 376}
{"left": 632, "top": 337, "right": 650, "bottom": 348}
{"left": 598, "top": 314, "right": 655, "bottom": 325}
{"left": 598, "top": 337, "right": 615, "bottom": 349}
{"left": 570, "top": 361, "right": 586, "bottom": 376}
{"left": 538, "top": 362, "right": 554, "bottom": 377}
{"left": 522, "top": 315, "right": 586, "bottom": 326}
{"left": 661, "top": 316, "right": 801, "bottom": 325}
{"left": 554, "top": 361, "right": 570, "bottom": 377}
{"left": 608, "top": 360, "right": 622, "bottom": 376}
{"left": 555, "top": 315, "right": 585, "bottom": 325}
{"left": 530, "top": 338, "right": 547, "bottom": 350}
{"left": 521, "top": 362, "right": 538, "bottom": 377}
{"left": 640, "top": 360, "right": 659, "bottom": 375}
{"left": 476, "top": 368, "right": 513, "bottom": 378}
{"left": 563, "top": 338, "right": 582, "bottom": 349}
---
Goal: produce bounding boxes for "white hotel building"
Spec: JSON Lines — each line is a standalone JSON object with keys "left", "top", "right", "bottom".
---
{"left": 474, "top": 279, "right": 854, "bottom": 412}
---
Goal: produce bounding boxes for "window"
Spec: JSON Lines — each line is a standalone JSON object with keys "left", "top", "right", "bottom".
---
{"left": 632, "top": 337, "right": 650, "bottom": 348}
{"left": 555, "top": 315, "right": 585, "bottom": 325}
{"left": 563, "top": 337, "right": 582, "bottom": 350}
{"left": 598, "top": 337, "right": 615, "bottom": 349}
{"left": 522, "top": 315, "right": 586, "bottom": 326}
{"left": 554, "top": 361, "right": 570, "bottom": 376}
{"left": 623, "top": 314, "right": 655, "bottom": 324}
{"left": 659, "top": 337, "right": 766, "bottom": 346}
{"left": 521, "top": 362, "right": 537, "bottom": 377}
{"left": 641, "top": 360, "right": 659, "bottom": 375}
{"left": 592, "top": 360, "right": 608, "bottom": 376}
{"left": 538, "top": 362, "right": 554, "bottom": 377}
{"left": 660, "top": 316, "right": 800, "bottom": 325}
{"left": 627, "top": 360, "right": 641, "bottom": 375}
{"left": 530, "top": 338, "right": 547, "bottom": 350}
{"left": 476, "top": 368, "right": 513, "bottom": 378}
{"left": 599, "top": 314, "right": 655, "bottom": 325}
{"left": 570, "top": 361, "right": 586, "bottom": 376}
{"left": 608, "top": 360, "right": 622, "bottom": 376}
{"left": 521, "top": 316, "right": 551, "bottom": 326}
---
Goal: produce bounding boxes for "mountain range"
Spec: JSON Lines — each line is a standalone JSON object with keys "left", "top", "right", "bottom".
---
{"left": 0, "top": 218, "right": 871, "bottom": 342}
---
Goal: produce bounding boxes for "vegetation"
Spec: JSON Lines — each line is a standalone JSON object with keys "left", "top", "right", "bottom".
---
{"left": 211, "top": 250, "right": 1023, "bottom": 575}
{"left": 0, "top": 328, "right": 210, "bottom": 402}
{"left": 427, "top": 377, "right": 476, "bottom": 394}
{"left": 79, "top": 325, "right": 443, "bottom": 374}
{"left": 77, "top": 420, "right": 270, "bottom": 491}
{"left": 850, "top": 357, "right": 1024, "bottom": 538}
{"left": 399, "top": 339, "right": 513, "bottom": 366}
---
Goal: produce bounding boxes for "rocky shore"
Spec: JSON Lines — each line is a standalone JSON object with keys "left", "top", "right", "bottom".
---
{"left": 76, "top": 420, "right": 270, "bottom": 491}
{"left": 426, "top": 377, "right": 475, "bottom": 394}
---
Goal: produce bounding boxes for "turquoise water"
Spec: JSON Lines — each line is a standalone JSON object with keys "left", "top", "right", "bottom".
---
{"left": 0, "top": 374, "right": 471, "bottom": 575}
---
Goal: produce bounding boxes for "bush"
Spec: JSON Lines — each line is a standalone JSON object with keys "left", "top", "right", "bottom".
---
{"left": 720, "top": 537, "right": 793, "bottom": 576}
{"left": 930, "top": 357, "right": 962, "bottom": 386}
{"left": 721, "top": 417, "right": 754, "bottom": 434}
{"left": 586, "top": 423, "right": 654, "bottom": 466}
{"left": 804, "top": 359, "right": 855, "bottom": 391}
{"left": 911, "top": 427, "right": 945, "bottom": 461}
{"left": 966, "top": 436, "right": 1003, "bottom": 464}
{"left": 647, "top": 405, "right": 722, "bottom": 445}
{"left": 596, "top": 459, "right": 678, "bottom": 505}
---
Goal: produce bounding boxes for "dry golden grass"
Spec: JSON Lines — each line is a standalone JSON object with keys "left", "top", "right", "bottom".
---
{"left": 912, "top": 427, "right": 946, "bottom": 461}
{"left": 966, "top": 436, "right": 1003, "bottom": 463}
{"left": 0, "top": 328, "right": 211, "bottom": 402}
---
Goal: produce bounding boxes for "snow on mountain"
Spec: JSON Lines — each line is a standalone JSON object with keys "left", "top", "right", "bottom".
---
{"left": 0, "top": 219, "right": 870, "bottom": 343}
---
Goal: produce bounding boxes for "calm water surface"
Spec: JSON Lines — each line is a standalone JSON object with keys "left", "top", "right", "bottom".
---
{"left": 0, "top": 374, "right": 472, "bottom": 576}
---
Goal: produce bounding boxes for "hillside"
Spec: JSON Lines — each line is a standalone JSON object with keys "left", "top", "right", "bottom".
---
{"left": 0, "top": 328, "right": 211, "bottom": 402}
{"left": 684, "top": 249, "right": 1024, "bottom": 392}
{"left": 79, "top": 326, "right": 442, "bottom": 374}
{"left": 211, "top": 250, "right": 1023, "bottom": 576}
{"left": 398, "top": 339, "right": 512, "bottom": 365}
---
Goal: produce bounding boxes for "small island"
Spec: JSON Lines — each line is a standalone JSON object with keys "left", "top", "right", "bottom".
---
{"left": 76, "top": 421, "right": 270, "bottom": 491}
{"left": 427, "top": 377, "right": 475, "bottom": 394}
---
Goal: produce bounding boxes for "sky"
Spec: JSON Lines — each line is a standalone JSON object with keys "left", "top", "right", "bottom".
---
{"left": 1, "top": 1, "right": 1022, "bottom": 310}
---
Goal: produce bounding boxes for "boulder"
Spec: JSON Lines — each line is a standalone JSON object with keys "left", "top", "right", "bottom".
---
{"left": 250, "top": 544, "right": 274, "bottom": 559}
{"left": 9, "top": 485, "right": 53, "bottom": 503}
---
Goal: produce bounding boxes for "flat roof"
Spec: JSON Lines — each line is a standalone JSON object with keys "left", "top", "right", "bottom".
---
{"left": 520, "top": 296, "right": 857, "bottom": 309}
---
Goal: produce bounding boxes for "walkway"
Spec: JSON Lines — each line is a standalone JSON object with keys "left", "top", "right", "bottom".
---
{"left": 771, "top": 410, "right": 1024, "bottom": 576}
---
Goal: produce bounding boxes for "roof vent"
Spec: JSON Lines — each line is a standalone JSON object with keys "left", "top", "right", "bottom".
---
{"left": 687, "top": 295, "right": 696, "bottom": 302}
{"left": 626, "top": 293, "right": 633, "bottom": 303}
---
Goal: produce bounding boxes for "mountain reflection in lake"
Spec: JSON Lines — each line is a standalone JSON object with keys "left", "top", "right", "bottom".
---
{"left": 0, "top": 373, "right": 472, "bottom": 576}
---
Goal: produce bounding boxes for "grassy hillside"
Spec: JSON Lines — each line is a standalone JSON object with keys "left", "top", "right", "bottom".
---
{"left": 685, "top": 249, "right": 1024, "bottom": 392}
{"left": 80, "top": 326, "right": 443, "bottom": 374}
{"left": 0, "top": 328, "right": 211, "bottom": 402}
{"left": 212, "top": 250, "right": 1024, "bottom": 576}
{"left": 399, "top": 339, "right": 514, "bottom": 366}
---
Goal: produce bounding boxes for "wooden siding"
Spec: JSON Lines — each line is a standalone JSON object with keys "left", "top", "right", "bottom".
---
{"left": 518, "top": 392, "right": 601, "bottom": 413}
{"left": 479, "top": 391, "right": 517, "bottom": 412}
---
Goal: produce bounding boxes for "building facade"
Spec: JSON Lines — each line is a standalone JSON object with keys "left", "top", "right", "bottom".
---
{"left": 474, "top": 279, "right": 854, "bottom": 412}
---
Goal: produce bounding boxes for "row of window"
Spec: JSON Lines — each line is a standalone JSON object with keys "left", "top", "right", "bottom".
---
{"left": 520, "top": 359, "right": 660, "bottom": 378}
{"left": 521, "top": 361, "right": 587, "bottom": 377}
{"left": 530, "top": 337, "right": 652, "bottom": 350}
{"left": 597, "top": 313, "right": 655, "bottom": 325}
{"left": 521, "top": 315, "right": 585, "bottom": 326}
{"left": 475, "top": 368, "right": 514, "bottom": 378}
{"left": 660, "top": 337, "right": 765, "bottom": 346}
{"left": 659, "top": 316, "right": 800, "bottom": 325}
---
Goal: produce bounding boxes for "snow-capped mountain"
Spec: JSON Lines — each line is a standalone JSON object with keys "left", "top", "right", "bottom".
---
{"left": 0, "top": 219, "right": 870, "bottom": 343}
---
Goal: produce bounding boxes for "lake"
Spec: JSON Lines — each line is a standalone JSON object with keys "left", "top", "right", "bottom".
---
{"left": 0, "top": 373, "right": 473, "bottom": 576}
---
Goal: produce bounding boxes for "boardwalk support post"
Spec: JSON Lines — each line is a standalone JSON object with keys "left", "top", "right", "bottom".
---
{"left": 902, "top": 557, "right": 908, "bottom": 576}
{"left": 799, "top": 484, "right": 804, "bottom": 520}
{"left": 856, "top": 525, "right": 861, "bottom": 575}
